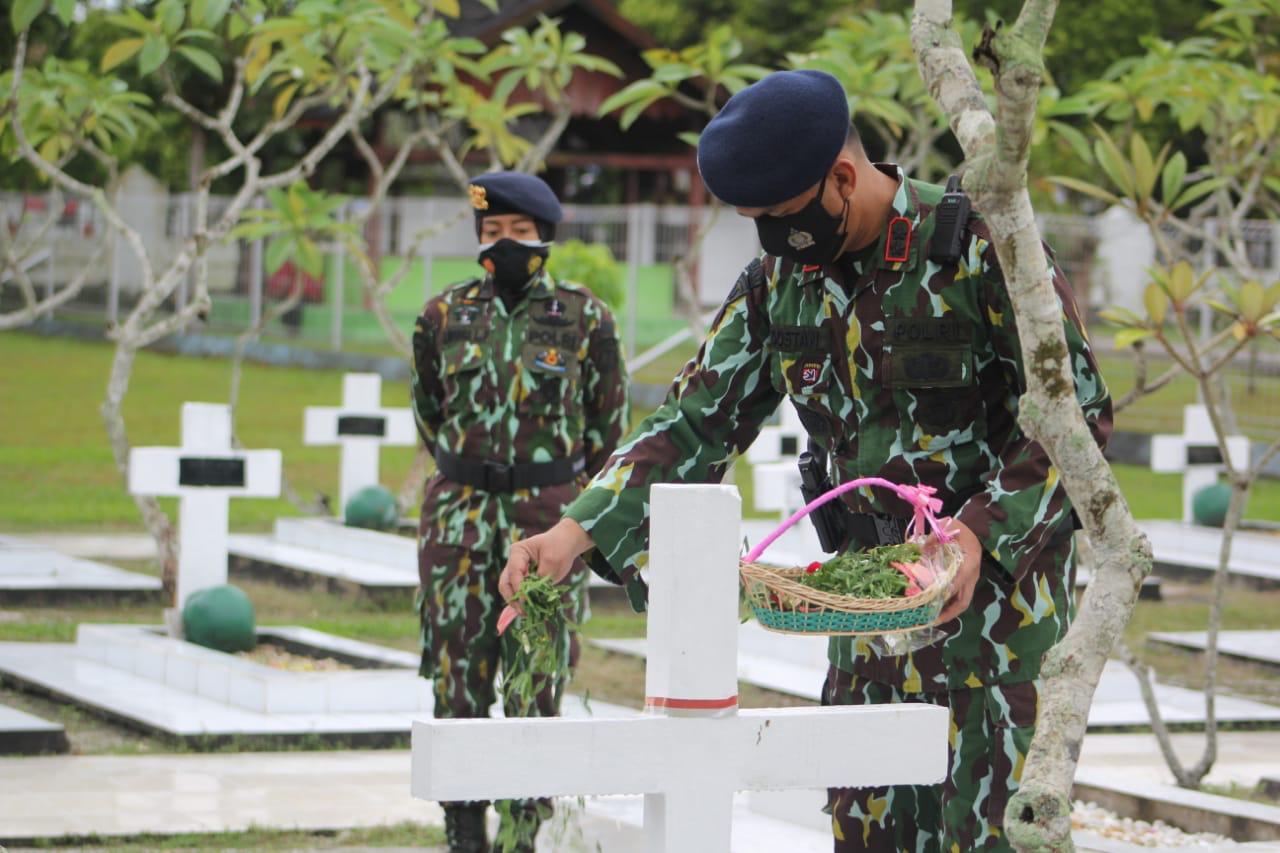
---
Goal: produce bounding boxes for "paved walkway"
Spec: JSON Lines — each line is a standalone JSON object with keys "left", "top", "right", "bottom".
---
{"left": 3, "top": 732, "right": 1279, "bottom": 849}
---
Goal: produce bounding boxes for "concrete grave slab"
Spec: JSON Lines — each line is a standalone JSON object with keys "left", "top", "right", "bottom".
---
{"left": 0, "top": 535, "right": 160, "bottom": 603}
{"left": 229, "top": 517, "right": 419, "bottom": 595}
{"left": 230, "top": 515, "right": 618, "bottom": 598}
{"left": 0, "top": 703, "right": 68, "bottom": 755}
{"left": 1142, "top": 520, "right": 1280, "bottom": 588}
{"left": 594, "top": 624, "right": 1280, "bottom": 730}
{"left": 0, "top": 625, "right": 627, "bottom": 745}
{"left": 1148, "top": 631, "right": 1280, "bottom": 669}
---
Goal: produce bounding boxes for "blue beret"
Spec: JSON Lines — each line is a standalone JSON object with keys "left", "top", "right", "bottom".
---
{"left": 697, "top": 70, "right": 850, "bottom": 208}
{"left": 468, "top": 171, "right": 563, "bottom": 226}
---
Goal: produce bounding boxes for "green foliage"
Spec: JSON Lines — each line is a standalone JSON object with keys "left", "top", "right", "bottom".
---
{"left": 545, "top": 239, "right": 626, "bottom": 311}
{"left": 599, "top": 25, "right": 769, "bottom": 130}
{"left": 617, "top": 0, "right": 849, "bottom": 66}
{"left": 1047, "top": 1, "right": 1279, "bottom": 220}
{"left": 0, "top": 58, "right": 157, "bottom": 165}
{"left": 232, "top": 183, "right": 355, "bottom": 277}
{"left": 4, "top": 0, "right": 615, "bottom": 193}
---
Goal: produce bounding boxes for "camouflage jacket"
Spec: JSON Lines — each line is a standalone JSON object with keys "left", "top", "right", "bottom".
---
{"left": 565, "top": 165, "right": 1113, "bottom": 691}
{"left": 411, "top": 271, "right": 629, "bottom": 558}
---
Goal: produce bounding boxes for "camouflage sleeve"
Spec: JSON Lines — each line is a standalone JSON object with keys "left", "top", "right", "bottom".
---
{"left": 581, "top": 304, "right": 630, "bottom": 477}
{"left": 955, "top": 247, "right": 1114, "bottom": 580}
{"left": 564, "top": 268, "right": 784, "bottom": 609}
{"left": 410, "top": 307, "right": 444, "bottom": 454}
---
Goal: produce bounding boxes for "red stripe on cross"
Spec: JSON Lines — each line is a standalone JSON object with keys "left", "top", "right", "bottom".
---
{"left": 645, "top": 695, "right": 739, "bottom": 710}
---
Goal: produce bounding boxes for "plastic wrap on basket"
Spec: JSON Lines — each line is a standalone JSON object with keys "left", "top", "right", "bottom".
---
{"left": 739, "top": 476, "right": 963, "bottom": 646}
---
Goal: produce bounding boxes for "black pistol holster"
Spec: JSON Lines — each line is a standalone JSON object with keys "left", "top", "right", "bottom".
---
{"left": 797, "top": 439, "right": 909, "bottom": 554}
{"left": 798, "top": 442, "right": 849, "bottom": 553}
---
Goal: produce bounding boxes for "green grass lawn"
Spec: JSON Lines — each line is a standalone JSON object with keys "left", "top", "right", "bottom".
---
{"left": 3, "top": 332, "right": 1279, "bottom": 531}
{"left": 0, "top": 333, "right": 418, "bottom": 531}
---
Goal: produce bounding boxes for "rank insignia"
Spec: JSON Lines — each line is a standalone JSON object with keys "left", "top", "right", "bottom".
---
{"left": 534, "top": 348, "right": 568, "bottom": 374}
{"left": 885, "top": 216, "right": 912, "bottom": 264}
{"left": 468, "top": 184, "right": 489, "bottom": 211}
{"left": 535, "top": 297, "right": 573, "bottom": 326}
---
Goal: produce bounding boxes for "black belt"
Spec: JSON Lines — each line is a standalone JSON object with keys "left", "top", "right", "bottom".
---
{"left": 845, "top": 512, "right": 911, "bottom": 549}
{"left": 433, "top": 449, "right": 585, "bottom": 492}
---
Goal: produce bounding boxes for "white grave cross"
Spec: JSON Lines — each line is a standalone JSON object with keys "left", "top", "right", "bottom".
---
{"left": 1151, "top": 404, "right": 1249, "bottom": 523}
{"left": 129, "top": 403, "right": 281, "bottom": 608}
{"left": 304, "top": 373, "right": 415, "bottom": 510}
{"left": 411, "top": 485, "right": 948, "bottom": 851}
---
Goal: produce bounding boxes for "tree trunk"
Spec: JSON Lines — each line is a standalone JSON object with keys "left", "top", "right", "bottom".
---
{"left": 100, "top": 342, "right": 179, "bottom": 604}
{"left": 911, "top": 2, "right": 1155, "bottom": 849}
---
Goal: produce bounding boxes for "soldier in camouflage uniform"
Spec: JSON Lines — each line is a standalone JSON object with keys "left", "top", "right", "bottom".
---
{"left": 500, "top": 72, "right": 1112, "bottom": 851}
{"left": 412, "top": 171, "right": 629, "bottom": 853}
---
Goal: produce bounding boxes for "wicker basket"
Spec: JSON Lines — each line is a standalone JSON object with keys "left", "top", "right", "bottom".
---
{"left": 739, "top": 477, "right": 962, "bottom": 637}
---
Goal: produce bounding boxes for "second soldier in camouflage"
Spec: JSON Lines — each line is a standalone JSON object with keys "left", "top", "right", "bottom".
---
{"left": 412, "top": 171, "right": 629, "bottom": 853}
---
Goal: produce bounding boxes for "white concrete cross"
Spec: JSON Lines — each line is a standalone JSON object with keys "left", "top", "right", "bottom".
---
{"left": 746, "top": 405, "right": 809, "bottom": 517}
{"left": 129, "top": 403, "right": 282, "bottom": 608}
{"left": 1151, "top": 404, "right": 1249, "bottom": 523}
{"left": 303, "top": 373, "right": 415, "bottom": 510}
{"left": 411, "top": 484, "right": 948, "bottom": 851}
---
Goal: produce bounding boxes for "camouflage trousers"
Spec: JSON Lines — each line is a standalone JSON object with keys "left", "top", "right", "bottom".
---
{"left": 417, "top": 540, "right": 583, "bottom": 833}
{"left": 823, "top": 666, "right": 1039, "bottom": 852}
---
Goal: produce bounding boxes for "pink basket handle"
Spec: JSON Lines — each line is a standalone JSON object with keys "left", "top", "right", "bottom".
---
{"left": 743, "top": 476, "right": 952, "bottom": 563}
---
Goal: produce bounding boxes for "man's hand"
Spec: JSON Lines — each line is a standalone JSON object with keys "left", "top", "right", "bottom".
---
{"left": 934, "top": 518, "right": 983, "bottom": 624}
{"left": 499, "top": 518, "right": 595, "bottom": 609}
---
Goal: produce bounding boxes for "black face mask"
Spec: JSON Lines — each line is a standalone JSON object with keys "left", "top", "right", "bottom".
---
{"left": 754, "top": 175, "right": 850, "bottom": 266}
{"left": 478, "top": 238, "right": 549, "bottom": 292}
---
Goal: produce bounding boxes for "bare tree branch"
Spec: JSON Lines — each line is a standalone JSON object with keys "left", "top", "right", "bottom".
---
{"left": 516, "top": 98, "right": 572, "bottom": 173}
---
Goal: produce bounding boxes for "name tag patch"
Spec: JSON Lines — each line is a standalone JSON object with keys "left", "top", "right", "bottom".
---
{"left": 770, "top": 325, "right": 830, "bottom": 352}
{"left": 888, "top": 317, "right": 970, "bottom": 345}
{"left": 526, "top": 326, "right": 581, "bottom": 350}
{"left": 443, "top": 326, "right": 485, "bottom": 345}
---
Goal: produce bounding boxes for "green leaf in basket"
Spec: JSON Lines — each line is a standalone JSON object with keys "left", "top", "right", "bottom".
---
{"left": 798, "top": 542, "right": 922, "bottom": 598}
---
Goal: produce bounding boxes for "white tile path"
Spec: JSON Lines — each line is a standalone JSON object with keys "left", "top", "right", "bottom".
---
{"left": 1148, "top": 631, "right": 1280, "bottom": 669}
{"left": 0, "top": 534, "right": 160, "bottom": 598}
{"left": 5, "top": 739, "right": 1279, "bottom": 850}
{"left": 594, "top": 622, "right": 1280, "bottom": 729}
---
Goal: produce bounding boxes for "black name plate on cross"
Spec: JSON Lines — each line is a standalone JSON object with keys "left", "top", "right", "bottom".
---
{"left": 1186, "top": 445, "right": 1224, "bottom": 466}
{"left": 178, "top": 457, "right": 247, "bottom": 488}
{"left": 338, "top": 415, "right": 388, "bottom": 437}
